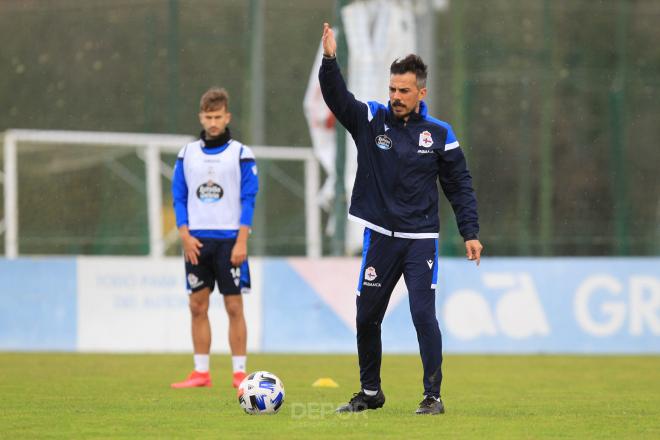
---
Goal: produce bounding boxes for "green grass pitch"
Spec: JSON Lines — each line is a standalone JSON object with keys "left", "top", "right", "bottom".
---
{"left": 1, "top": 353, "right": 658, "bottom": 439}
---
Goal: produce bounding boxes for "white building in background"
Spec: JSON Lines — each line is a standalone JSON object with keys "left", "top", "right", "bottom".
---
{"left": 305, "top": 0, "right": 447, "bottom": 254}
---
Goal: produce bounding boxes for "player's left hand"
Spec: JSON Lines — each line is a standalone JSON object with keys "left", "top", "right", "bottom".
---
{"left": 231, "top": 241, "right": 247, "bottom": 267}
{"left": 465, "top": 239, "right": 483, "bottom": 266}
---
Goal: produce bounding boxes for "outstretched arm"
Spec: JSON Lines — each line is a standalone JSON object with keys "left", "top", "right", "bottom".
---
{"left": 318, "top": 22, "right": 367, "bottom": 137}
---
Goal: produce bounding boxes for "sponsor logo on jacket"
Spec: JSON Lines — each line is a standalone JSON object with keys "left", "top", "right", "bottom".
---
{"left": 375, "top": 135, "right": 392, "bottom": 150}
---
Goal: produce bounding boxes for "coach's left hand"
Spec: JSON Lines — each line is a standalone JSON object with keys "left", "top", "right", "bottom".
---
{"left": 465, "top": 240, "right": 483, "bottom": 266}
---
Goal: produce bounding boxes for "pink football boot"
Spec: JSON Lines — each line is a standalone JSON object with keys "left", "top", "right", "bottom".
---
{"left": 171, "top": 371, "right": 212, "bottom": 388}
{"left": 232, "top": 371, "right": 247, "bottom": 388}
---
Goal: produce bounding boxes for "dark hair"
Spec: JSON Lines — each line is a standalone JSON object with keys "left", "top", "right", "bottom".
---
{"left": 200, "top": 87, "right": 229, "bottom": 112}
{"left": 390, "top": 54, "right": 428, "bottom": 89}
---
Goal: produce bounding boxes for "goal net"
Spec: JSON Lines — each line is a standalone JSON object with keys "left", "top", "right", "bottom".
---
{"left": 1, "top": 129, "right": 321, "bottom": 258}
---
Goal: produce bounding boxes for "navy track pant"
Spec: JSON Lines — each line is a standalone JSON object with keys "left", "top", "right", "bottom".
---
{"left": 355, "top": 228, "right": 443, "bottom": 398}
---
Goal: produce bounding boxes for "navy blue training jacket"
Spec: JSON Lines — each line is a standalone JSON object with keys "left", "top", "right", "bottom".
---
{"left": 319, "top": 56, "right": 479, "bottom": 240}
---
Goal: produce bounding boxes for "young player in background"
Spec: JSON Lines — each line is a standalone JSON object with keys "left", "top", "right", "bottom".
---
{"left": 319, "top": 23, "right": 483, "bottom": 415}
{"left": 170, "top": 88, "right": 259, "bottom": 389}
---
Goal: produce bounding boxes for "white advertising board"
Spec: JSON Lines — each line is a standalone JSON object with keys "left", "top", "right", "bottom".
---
{"left": 76, "top": 257, "right": 262, "bottom": 352}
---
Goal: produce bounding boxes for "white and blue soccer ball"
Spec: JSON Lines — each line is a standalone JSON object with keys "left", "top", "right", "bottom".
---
{"left": 237, "top": 371, "right": 285, "bottom": 415}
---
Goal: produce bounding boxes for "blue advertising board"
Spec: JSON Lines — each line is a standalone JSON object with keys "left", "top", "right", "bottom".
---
{"left": 0, "top": 259, "right": 77, "bottom": 350}
{"left": 263, "top": 258, "right": 660, "bottom": 354}
{"left": 0, "top": 257, "right": 657, "bottom": 353}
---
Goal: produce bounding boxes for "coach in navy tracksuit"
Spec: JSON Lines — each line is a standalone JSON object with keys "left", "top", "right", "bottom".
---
{"left": 319, "top": 23, "right": 483, "bottom": 415}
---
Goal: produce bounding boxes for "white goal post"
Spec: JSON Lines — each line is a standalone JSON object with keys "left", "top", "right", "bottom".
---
{"left": 2, "top": 129, "right": 321, "bottom": 258}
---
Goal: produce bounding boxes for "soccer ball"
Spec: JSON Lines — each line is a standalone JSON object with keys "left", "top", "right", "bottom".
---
{"left": 237, "top": 371, "right": 285, "bottom": 415}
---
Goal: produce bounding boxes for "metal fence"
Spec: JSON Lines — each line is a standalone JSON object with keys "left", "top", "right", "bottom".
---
{"left": 1, "top": 0, "right": 658, "bottom": 256}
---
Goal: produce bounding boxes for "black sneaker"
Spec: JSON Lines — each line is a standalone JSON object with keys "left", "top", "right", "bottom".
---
{"left": 335, "top": 389, "right": 386, "bottom": 413}
{"left": 415, "top": 396, "right": 445, "bottom": 415}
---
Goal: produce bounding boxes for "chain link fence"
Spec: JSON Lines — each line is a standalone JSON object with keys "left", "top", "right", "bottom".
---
{"left": 1, "top": 0, "right": 658, "bottom": 256}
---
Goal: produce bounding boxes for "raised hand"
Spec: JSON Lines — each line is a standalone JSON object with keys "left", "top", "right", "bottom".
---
{"left": 322, "top": 22, "right": 337, "bottom": 57}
